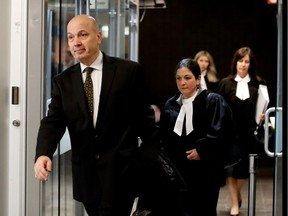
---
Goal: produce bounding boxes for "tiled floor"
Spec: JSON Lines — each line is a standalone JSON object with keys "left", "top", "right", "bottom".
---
{"left": 217, "top": 161, "right": 274, "bottom": 216}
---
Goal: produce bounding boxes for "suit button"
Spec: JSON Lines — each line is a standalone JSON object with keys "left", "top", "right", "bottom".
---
{"left": 95, "top": 155, "right": 100, "bottom": 160}
{"left": 94, "top": 134, "right": 99, "bottom": 139}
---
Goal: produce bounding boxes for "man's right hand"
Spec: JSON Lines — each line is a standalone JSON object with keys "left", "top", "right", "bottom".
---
{"left": 34, "top": 156, "right": 52, "bottom": 181}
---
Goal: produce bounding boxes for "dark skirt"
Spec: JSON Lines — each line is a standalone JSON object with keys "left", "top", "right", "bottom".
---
{"left": 226, "top": 154, "right": 249, "bottom": 179}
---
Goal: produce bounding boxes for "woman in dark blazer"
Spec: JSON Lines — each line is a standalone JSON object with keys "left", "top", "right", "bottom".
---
{"left": 34, "top": 15, "right": 158, "bottom": 216}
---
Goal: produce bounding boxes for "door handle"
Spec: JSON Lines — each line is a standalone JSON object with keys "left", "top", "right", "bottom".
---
{"left": 12, "top": 86, "right": 19, "bottom": 105}
{"left": 264, "top": 107, "right": 282, "bottom": 157}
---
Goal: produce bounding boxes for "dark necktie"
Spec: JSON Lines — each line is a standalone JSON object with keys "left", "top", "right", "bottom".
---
{"left": 84, "top": 67, "right": 94, "bottom": 116}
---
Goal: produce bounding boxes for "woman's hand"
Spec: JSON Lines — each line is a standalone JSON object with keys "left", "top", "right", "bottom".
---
{"left": 260, "top": 112, "right": 265, "bottom": 121}
{"left": 186, "top": 149, "right": 201, "bottom": 160}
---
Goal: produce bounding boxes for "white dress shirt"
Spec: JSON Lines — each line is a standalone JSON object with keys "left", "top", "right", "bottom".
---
{"left": 200, "top": 71, "right": 207, "bottom": 90}
{"left": 81, "top": 52, "right": 103, "bottom": 127}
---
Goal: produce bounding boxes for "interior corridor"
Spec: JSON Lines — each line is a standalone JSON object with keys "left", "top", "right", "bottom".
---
{"left": 217, "top": 154, "right": 274, "bottom": 216}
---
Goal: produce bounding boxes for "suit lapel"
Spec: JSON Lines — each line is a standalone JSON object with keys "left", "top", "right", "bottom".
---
{"left": 69, "top": 54, "right": 117, "bottom": 129}
{"left": 96, "top": 54, "right": 116, "bottom": 128}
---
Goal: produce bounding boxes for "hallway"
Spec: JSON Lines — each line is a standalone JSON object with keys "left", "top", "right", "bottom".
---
{"left": 217, "top": 165, "right": 274, "bottom": 216}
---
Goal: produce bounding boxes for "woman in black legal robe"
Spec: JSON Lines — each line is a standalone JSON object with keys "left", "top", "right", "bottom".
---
{"left": 152, "top": 58, "right": 235, "bottom": 216}
{"left": 218, "top": 47, "right": 266, "bottom": 216}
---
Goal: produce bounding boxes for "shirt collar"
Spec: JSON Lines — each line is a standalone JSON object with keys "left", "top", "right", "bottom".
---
{"left": 176, "top": 89, "right": 200, "bottom": 105}
{"left": 235, "top": 74, "right": 251, "bottom": 83}
{"left": 80, "top": 51, "right": 103, "bottom": 73}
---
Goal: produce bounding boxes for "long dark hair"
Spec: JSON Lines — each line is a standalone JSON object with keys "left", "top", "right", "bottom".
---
{"left": 230, "top": 47, "right": 258, "bottom": 81}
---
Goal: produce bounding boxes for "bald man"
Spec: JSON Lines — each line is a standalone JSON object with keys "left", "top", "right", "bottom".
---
{"left": 34, "top": 15, "right": 158, "bottom": 216}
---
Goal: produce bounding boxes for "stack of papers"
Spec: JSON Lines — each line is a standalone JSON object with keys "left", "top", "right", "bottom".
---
{"left": 255, "top": 84, "right": 270, "bottom": 125}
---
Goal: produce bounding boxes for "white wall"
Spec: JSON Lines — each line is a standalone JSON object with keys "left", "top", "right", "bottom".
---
{"left": 0, "top": 0, "right": 11, "bottom": 215}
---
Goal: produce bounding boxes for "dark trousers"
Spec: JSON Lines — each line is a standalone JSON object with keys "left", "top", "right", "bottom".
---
{"left": 83, "top": 202, "right": 99, "bottom": 216}
{"left": 83, "top": 196, "right": 135, "bottom": 216}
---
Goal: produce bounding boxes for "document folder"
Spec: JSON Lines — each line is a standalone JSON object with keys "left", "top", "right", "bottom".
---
{"left": 255, "top": 84, "right": 269, "bottom": 125}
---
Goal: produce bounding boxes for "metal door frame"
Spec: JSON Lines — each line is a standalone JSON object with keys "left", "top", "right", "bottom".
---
{"left": 25, "top": 0, "right": 45, "bottom": 215}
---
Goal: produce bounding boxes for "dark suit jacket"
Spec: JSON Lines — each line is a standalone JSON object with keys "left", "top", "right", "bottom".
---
{"left": 35, "top": 52, "right": 157, "bottom": 205}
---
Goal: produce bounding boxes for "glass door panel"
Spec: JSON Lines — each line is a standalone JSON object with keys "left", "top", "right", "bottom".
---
{"left": 274, "top": 1, "right": 283, "bottom": 215}
{"left": 127, "top": 0, "right": 139, "bottom": 61}
{"left": 43, "top": 0, "right": 81, "bottom": 215}
{"left": 92, "top": 0, "right": 131, "bottom": 59}
{"left": 264, "top": 1, "right": 284, "bottom": 215}
{"left": 42, "top": 0, "right": 139, "bottom": 215}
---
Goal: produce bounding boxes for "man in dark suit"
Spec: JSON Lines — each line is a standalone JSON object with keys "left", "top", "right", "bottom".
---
{"left": 34, "top": 15, "right": 158, "bottom": 216}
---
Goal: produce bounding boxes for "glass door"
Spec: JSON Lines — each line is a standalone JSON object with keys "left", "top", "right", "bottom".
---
{"left": 42, "top": 2, "right": 81, "bottom": 215}
{"left": 264, "top": 0, "right": 285, "bottom": 215}
{"left": 38, "top": 0, "right": 139, "bottom": 215}
{"left": 272, "top": 1, "right": 284, "bottom": 215}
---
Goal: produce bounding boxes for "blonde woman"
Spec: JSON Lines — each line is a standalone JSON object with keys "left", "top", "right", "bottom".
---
{"left": 194, "top": 50, "right": 219, "bottom": 92}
